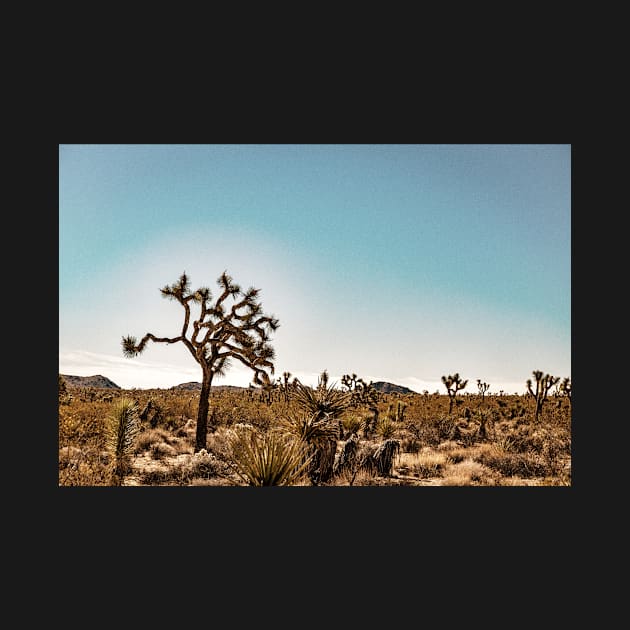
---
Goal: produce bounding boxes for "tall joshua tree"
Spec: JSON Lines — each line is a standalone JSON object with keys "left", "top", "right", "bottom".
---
{"left": 122, "top": 271, "right": 279, "bottom": 452}
{"left": 441, "top": 373, "right": 468, "bottom": 415}
{"left": 526, "top": 370, "right": 560, "bottom": 422}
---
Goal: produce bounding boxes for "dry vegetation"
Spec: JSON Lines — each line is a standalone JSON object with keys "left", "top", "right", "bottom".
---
{"left": 58, "top": 374, "right": 571, "bottom": 487}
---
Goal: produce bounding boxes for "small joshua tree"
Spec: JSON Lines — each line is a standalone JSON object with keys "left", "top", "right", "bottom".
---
{"left": 106, "top": 397, "right": 141, "bottom": 485}
{"left": 122, "top": 271, "right": 279, "bottom": 452}
{"left": 341, "top": 373, "right": 379, "bottom": 409}
{"left": 281, "top": 371, "right": 292, "bottom": 402}
{"left": 526, "top": 370, "right": 560, "bottom": 422}
{"left": 441, "top": 373, "right": 468, "bottom": 415}
{"left": 477, "top": 379, "right": 490, "bottom": 405}
{"left": 560, "top": 377, "right": 572, "bottom": 409}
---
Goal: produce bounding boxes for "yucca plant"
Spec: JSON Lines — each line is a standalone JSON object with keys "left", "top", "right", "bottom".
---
{"left": 280, "top": 412, "right": 340, "bottom": 443}
{"left": 376, "top": 416, "right": 397, "bottom": 439}
{"left": 105, "top": 397, "right": 141, "bottom": 486}
{"left": 291, "top": 378, "right": 352, "bottom": 421}
{"left": 372, "top": 439, "right": 401, "bottom": 476}
{"left": 340, "top": 414, "right": 364, "bottom": 438}
{"left": 229, "top": 429, "right": 312, "bottom": 486}
{"left": 280, "top": 412, "right": 340, "bottom": 485}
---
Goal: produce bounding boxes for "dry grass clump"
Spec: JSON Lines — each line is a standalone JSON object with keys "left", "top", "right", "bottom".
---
{"left": 134, "top": 428, "right": 177, "bottom": 453}
{"left": 436, "top": 440, "right": 460, "bottom": 451}
{"left": 134, "top": 449, "right": 232, "bottom": 485}
{"left": 149, "top": 442, "right": 178, "bottom": 460}
{"left": 205, "top": 426, "right": 242, "bottom": 461}
{"left": 400, "top": 436, "right": 421, "bottom": 453}
{"left": 441, "top": 458, "right": 497, "bottom": 486}
{"left": 475, "top": 444, "right": 551, "bottom": 478}
{"left": 328, "top": 468, "right": 377, "bottom": 486}
{"left": 189, "top": 477, "right": 235, "bottom": 486}
{"left": 398, "top": 450, "right": 448, "bottom": 479}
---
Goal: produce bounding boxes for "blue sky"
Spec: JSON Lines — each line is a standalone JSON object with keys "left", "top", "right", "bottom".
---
{"left": 59, "top": 144, "right": 571, "bottom": 393}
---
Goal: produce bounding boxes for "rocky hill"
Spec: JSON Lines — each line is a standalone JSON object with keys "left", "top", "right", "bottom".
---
{"left": 60, "top": 374, "right": 121, "bottom": 389}
{"left": 171, "top": 382, "right": 246, "bottom": 391}
{"left": 370, "top": 381, "right": 416, "bottom": 395}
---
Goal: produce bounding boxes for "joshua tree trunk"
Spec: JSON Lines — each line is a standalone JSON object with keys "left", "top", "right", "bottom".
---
{"left": 195, "top": 370, "right": 213, "bottom": 452}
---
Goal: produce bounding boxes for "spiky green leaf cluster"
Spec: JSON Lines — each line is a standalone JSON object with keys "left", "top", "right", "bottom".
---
{"left": 280, "top": 412, "right": 340, "bottom": 445}
{"left": 229, "top": 430, "right": 312, "bottom": 486}
{"left": 105, "top": 398, "right": 141, "bottom": 462}
{"left": 290, "top": 380, "right": 351, "bottom": 421}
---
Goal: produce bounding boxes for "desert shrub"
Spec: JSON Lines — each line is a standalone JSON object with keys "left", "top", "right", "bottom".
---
{"left": 476, "top": 446, "right": 551, "bottom": 478}
{"left": 134, "top": 428, "right": 176, "bottom": 453}
{"left": 328, "top": 468, "right": 377, "bottom": 486}
{"left": 400, "top": 437, "right": 421, "bottom": 453}
{"left": 58, "top": 446, "right": 112, "bottom": 486}
{"left": 138, "top": 467, "right": 180, "bottom": 485}
{"left": 184, "top": 449, "right": 227, "bottom": 480}
{"left": 403, "top": 450, "right": 447, "bottom": 478}
{"left": 149, "top": 442, "right": 178, "bottom": 460}
{"left": 434, "top": 416, "right": 459, "bottom": 442}
{"left": 441, "top": 459, "right": 497, "bottom": 486}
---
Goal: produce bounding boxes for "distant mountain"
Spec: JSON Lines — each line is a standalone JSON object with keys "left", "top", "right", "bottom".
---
{"left": 60, "top": 374, "right": 121, "bottom": 389}
{"left": 370, "top": 381, "right": 416, "bottom": 395}
{"left": 171, "top": 382, "right": 246, "bottom": 391}
{"left": 171, "top": 381, "right": 202, "bottom": 391}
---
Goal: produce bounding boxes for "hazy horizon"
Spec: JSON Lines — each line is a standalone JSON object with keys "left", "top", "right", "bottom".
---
{"left": 59, "top": 144, "right": 571, "bottom": 395}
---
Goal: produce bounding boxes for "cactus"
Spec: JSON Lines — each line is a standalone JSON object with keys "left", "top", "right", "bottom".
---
{"left": 526, "top": 370, "right": 560, "bottom": 422}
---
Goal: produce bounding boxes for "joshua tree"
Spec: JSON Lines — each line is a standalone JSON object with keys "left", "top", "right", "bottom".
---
{"left": 122, "top": 271, "right": 279, "bottom": 452}
{"left": 106, "top": 397, "right": 141, "bottom": 485}
{"left": 441, "top": 373, "right": 469, "bottom": 415}
{"left": 477, "top": 379, "right": 490, "bottom": 404}
{"left": 341, "top": 372, "right": 379, "bottom": 436}
{"left": 281, "top": 371, "right": 292, "bottom": 402}
{"left": 526, "top": 370, "right": 560, "bottom": 422}
{"left": 560, "top": 377, "right": 572, "bottom": 409}
{"left": 288, "top": 374, "right": 351, "bottom": 484}
{"left": 341, "top": 373, "right": 378, "bottom": 409}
